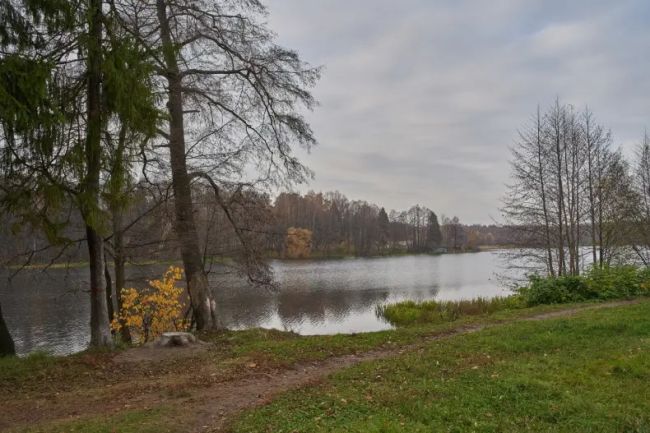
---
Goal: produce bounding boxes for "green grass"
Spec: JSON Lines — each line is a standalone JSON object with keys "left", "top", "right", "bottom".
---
{"left": 0, "top": 351, "right": 57, "bottom": 378}
{"left": 199, "top": 323, "right": 465, "bottom": 368}
{"left": 0, "top": 302, "right": 606, "bottom": 389}
{"left": 16, "top": 408, "right": 178, "bottom": 433}
{"left": 4, "top": 301, "right": 646, "bottom": 433}
{"left": 376, "top": 267, "right": 650, "bottom": 329}
{"left": 377, "top": 296, "right": 525, "bottom": 326}
{"left": 198, "top": 302, "right": 587, "bottom": 368}
{"left": 231, "top": 301, "right": 650, "bottom": 433}
{"left": 0, "top": 345, "right": 138, "bottom": 395}
{"left": 0, "top": 351, "right": 93, "bottom": 392}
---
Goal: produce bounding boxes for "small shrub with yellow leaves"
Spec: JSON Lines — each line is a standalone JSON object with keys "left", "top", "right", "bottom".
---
{"left": 112, "top": 266, "right": 189, "bottom": 343}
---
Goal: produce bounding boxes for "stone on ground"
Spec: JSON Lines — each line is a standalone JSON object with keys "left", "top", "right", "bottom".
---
{"left": 154, "top": 332, "right": 199, "bottom": 348}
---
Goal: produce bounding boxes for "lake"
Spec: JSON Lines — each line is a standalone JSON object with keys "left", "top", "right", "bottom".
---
{"left": 0, "top": 251, "right": 517, "bottom": 356}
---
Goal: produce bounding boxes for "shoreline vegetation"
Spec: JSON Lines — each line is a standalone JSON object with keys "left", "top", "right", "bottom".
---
{"left": 2, "top": 295, "right": 648, "bottom": 431}
{"left": 378, "top": 265, "right": 650, "bottom": 326}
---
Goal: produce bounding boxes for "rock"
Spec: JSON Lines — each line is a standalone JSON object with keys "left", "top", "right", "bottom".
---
{"left": 154, "top": 332, "right": 198, "bottom": 348}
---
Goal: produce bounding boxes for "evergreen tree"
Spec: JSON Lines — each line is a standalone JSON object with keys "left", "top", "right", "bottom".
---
{"left": 377, "top": 207, "right": 390, "bottom": 250}
{"left": 426, "top": 211, "right": 442, "bottom": 250}
{"left": 0, "top": 0, "right": 159, "bottom": 347}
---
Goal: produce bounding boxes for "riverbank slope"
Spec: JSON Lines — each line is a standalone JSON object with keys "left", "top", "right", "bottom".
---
{"left": 1, "top": 299, "right": 648, "bottom": 432}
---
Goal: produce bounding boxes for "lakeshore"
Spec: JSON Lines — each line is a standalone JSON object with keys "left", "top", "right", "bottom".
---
{"left": 1, "top": 299, "right": 648, "bottom": 432}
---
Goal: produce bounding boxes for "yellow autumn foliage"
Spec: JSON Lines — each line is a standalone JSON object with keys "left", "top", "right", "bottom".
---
{"left": 286, "top": 227, "right": 312, "bottom": 259}
{"left": 111, "top": 266, "right": 189, "bottom": 343}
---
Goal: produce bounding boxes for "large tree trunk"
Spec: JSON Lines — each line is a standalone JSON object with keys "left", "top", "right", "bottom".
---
{"left": 87, "top": 228, "right": 112, "bottom": 346}
{"left": 0, "top": 302, "right": 15, "bottom": 357}
{"left": 104, "top": 253, "right": 114, "bottom": 324}
{"left": 85, "top": 0, "right": 112, "bottom": 348}
{"left": 109, "top": 125, "right": 132, "bottom": 343}
{"left": 156, "top": 0, "right": 216, "bottom": 330}
{"left": 112, "top": 206, "right": 132, "bottom": 343}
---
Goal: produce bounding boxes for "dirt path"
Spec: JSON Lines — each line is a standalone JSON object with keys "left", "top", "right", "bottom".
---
{"left": 194, "top": 300, "right": 640, "bottom": 432}
{"left": 0, "top": 300, "right": 640, "bottom": 432}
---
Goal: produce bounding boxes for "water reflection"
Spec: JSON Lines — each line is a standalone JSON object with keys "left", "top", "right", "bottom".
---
{"left": 0, "top": 251, "right": 514, "bottom": 355}
{"left": 1, "top": 270, "right": 90, "bottom": 355}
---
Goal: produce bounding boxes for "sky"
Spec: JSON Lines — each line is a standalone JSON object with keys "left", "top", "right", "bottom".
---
{"left": 265, "top": 0, "right": 650, "bottom": 224}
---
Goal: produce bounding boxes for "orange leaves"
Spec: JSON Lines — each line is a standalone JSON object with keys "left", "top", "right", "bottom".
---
{"left": 286, "top": 227, "right": 313, "bottom": 259}
{"left": 111, "top": 266, "right": 189, "bottom": 343}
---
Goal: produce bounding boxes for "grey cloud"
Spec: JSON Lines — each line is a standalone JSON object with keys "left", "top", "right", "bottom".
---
{"left": 266, "top": 0, "right": 650, "bottom": 223}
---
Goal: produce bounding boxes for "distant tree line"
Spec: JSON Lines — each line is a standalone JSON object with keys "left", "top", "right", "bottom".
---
{"left": 1, "top": 187, "right": 517, "bottom": 266}
{"left": 268, "top": 191, "right": 501, "bottom": 257}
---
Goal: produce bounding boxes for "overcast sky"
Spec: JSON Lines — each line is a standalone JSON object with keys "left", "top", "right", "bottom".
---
{"left": 265, "top": 0, "right": 650, "bottom": 224}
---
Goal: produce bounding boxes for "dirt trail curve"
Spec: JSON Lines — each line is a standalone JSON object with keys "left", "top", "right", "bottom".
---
{"left": 195, "top": 300, "right": 639, "bottom": 432}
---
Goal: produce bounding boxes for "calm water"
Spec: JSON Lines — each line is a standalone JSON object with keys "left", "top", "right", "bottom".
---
{"left": 0, "top": 252, "right": 515, "bottom": 356}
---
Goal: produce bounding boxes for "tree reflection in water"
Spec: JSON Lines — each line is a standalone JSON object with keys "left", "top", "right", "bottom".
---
{"left": 1, "top": 252, "right": 513, "bottom": 355}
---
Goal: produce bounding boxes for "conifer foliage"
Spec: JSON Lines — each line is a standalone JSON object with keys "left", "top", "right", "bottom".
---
{"left": 0, "top": 0, "right": 159, "bottom": 348}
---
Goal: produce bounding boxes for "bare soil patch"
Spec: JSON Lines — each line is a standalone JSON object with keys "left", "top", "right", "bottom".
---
{"left": 114, "top": 342, "right": 210, "bottom": 364}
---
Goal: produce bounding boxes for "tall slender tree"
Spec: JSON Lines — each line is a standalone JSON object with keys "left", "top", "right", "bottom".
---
{"left": 426, "top": 211, "right": 442, "bottom": 250}
{"left": 377, "top": 207, "right": 390, "bottom": 251}
{"left": 0, "top": 0, "right": 159, "bottom": 347}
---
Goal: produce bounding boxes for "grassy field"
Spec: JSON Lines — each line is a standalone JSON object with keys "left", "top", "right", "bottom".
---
{"left": 2, "top": 300, "right": 648, "bottom": 432}
{"left": 231, "top": 301, "right": 650, "bottom": 433}
{"left": 377, "top": 296, "right": 526, "bottom": 326}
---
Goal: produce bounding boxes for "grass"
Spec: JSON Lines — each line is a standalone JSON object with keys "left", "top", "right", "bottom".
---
{"left": 3, "top": 300, "right": 648, "bottom": 432}
{"left": 0, "top": 351, "right": 58, "bottom": 379}
{"left": 197, "top": 316, "right": 496, "bottom": 369}
{"left": 0, "top": 328, "right": 417, "bottom": 397}
{"left": 377, "top": 296, "right": 525, "bottom": 326}
{"left": 231, "top": 300, "right": 650, "bottom": 433}
{"left": 20, "top": 408, "right": 177, "bottom": 433}
{"left": 0, "top": 301, "right": 611, "bottom": 389}
{"left": 374, "top": 266, "right": 650, "bottom": 329}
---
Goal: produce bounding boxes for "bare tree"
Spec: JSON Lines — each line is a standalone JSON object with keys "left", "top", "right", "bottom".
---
{"left": 112, "top": 0, "right": 320, "bottom": 329}
{"left": 502, "top": 107, "right": 557, "bottom": 275}
{"left": 503, "top": 101, "right": 633, "bottom": 277}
